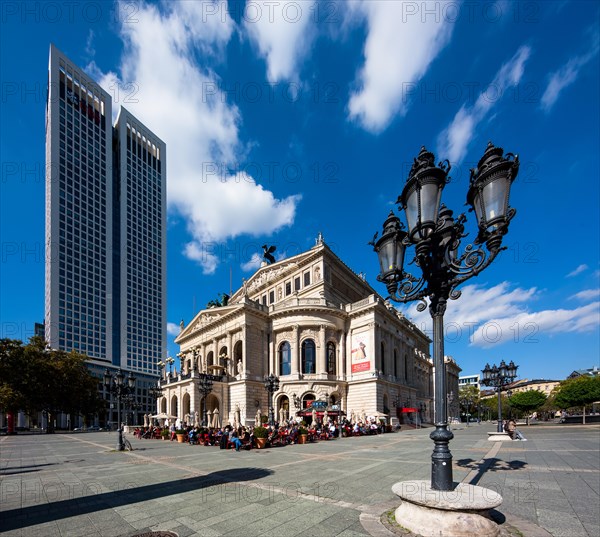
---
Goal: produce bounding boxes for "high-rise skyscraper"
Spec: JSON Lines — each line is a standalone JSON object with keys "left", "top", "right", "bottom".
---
{"left": 45, "top": 44, "right": 166, "bottom": 379}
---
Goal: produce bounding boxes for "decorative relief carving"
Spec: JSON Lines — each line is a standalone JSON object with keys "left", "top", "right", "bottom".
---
{"left": 193, "top": 313, "right": 221, "bottom": 330}
{"left": 247, "top": 263, "right": 298, "bottom": 294}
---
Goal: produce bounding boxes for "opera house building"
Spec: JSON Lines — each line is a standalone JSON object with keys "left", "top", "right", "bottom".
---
{"left": 158, "top": 237, "right": 434, "bottom": 427}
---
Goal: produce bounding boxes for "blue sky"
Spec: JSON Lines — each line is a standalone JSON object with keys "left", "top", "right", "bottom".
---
{"left": 1, "top": 0, "right": 598, "bottom": 381}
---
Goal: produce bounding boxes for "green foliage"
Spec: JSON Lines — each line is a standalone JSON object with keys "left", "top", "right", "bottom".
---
{"left": 508, "top": 390, "right": 547, "bottom": 413}
{"left": 298, "top": 427, "right": 308, "bottom": 435}
{"left": 508, "top": 390, "right": 547, "bottom": 423}
{"left": 0, "top": 336, "right": 103, "bottom": 423}
{"left": 554, "top": 376, "right": 600, "bottom": 409}
{"left": 253, "top": 425, "right": 268, "bottom": 438}
{"left": 458, "top": 385, "right": 481, "bottom": 401}
{"left": 206, "top": 293, "right": 230, "bottom": 308}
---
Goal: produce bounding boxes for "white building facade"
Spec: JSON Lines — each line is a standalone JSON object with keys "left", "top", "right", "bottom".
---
{"left": 160, "top": 240, "right": 433, "bottom": 427}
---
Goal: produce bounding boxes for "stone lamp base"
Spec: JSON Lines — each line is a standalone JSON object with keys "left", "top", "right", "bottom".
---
{"left": 392, "top": 480, "right": 503, "bottom": 537}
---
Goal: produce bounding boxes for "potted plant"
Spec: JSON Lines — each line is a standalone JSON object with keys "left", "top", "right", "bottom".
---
{"left": 253, "top": 426, "right": 268, "bottom": 449}
{"left": 175, "top": 429, "right": 187, "bottom": 443}
{"left": 298, "top": 426, "right": 308, "bottom": 444}
{"left": 160, "top": 429, "right": 169, "bottom": 440}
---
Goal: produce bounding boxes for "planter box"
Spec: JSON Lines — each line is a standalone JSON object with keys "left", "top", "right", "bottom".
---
{"left": 176, "top": 434, "right": 186, "bottom": 443}
{"left": 255, "top": 437, "right": 267, "bottom": 449}
{"left": 298, "top": 434, "right": 308, "bottom": 444}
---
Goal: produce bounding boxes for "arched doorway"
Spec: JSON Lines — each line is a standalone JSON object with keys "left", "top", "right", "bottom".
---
{"left": 277, "top": 395, "right": 290, "bottom": 423}
{"left": 182, "top": 393, "right": 191, "bottom": 423}
{"left": 302, "top": 393, "right": 315, "bottom": 409}
{"left": 170, "top": 395, "right": 178, "bottom": 420}
{"left": 201, "top": 394, "right": 220, "bottom": 428}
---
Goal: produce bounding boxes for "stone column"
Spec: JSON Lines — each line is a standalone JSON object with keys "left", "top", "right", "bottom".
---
{"left": 227, "top": 332, "right": 233, "bottom": 374}
{"left": 292, "top": 324, "right": 300, "bottom": 377}
{"left": 339, "top": 330, "right": 346, "bottom": 380}
{"left": 317, "top": 325, "right": 326, "bottom": 376}
{"left": 269, "top": 331, "right": 275, "bottom": 375}
{"left": 242, "top": 326, "right": 247, "bottom": 375}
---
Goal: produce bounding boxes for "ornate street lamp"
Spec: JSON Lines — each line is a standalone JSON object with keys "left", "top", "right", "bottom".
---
{"left": 103, "top": 368, "right": 136, "bottom": 451}
{"left": 264, "top": 374, "right": 280, "bottom": 426}
{"left": 371, "top": 142, "right": 519, "bottom": 491}
{"left": 481, "top": 361, "right": 518, "bottom": 432}
{"left": 197, "top": 374, "right": 214, "bottom": 427}
{"left": 460, "top": 396, "right": 474, "bottom": 427}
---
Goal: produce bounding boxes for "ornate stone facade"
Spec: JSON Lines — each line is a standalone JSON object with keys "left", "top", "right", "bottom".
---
{"left": 158, "top": 241, "right": 433, "bottom": 426}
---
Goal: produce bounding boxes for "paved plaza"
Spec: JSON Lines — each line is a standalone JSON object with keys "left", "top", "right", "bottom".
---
{"left": 1, "top": 423, "right": 598, "bottom": 537}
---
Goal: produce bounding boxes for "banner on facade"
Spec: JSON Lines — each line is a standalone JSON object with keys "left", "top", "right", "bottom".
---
{"left": 351, "top": 332, "right": 371, "bottom": 373}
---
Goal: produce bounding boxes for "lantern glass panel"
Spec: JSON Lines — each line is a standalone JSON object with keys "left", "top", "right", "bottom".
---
{"left": 419, "top": 182, "right": 442, "bottom": 232}
{"left": 482, "top": 176, "right": 510, "bottom": 227}
{"left": 377, "top": 235, "right": 396, "bottom": 275}
{"left": 404, "top": 188, "right": 419, "bottom": 237}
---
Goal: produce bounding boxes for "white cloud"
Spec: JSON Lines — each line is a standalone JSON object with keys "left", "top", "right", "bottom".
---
{"left": 89, "top": 1, "right": 301, "bottom": 274}
{"left": 167, "top": 322, "right": 181, "bottom": 336}
{"left": 570, "top": 289, "right": 600, "bottom": 301}
{"left": 437, "top": 46, "right": 531, "bottom": 163}
{"left": 470, "top": 302, "right": 600, "bottom": 348}
{"left": 241, "top": 252, "right": 263, "bottom": 272}
{"left": 244, "top": 0, "right": 317, "bottom": 83}
{"left": 401, "top": 281, "right": 599, "bottom": 349}
{"left": 567, "top": 264, "right": 589, "bottom": 277}
{"left": 541, "top": 31, "right": 599, "bottom": 112}
{"left": 347, "top": 0, "right": 455, "bottom": 133}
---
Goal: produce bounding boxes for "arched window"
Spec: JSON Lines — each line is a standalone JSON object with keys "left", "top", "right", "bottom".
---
{"left": 279, "top": 341, "right": 291, "bottom": 375}
{"left": 380, "top": 342, "right": 386, "bottom": 375}
{"left": 326, "top": 342, "right": 336, "bottom": 375}
{"left": 302, "top": 339, "right": 316, "bottom": 374}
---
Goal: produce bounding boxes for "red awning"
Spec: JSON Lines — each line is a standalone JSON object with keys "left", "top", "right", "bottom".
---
{"left": 402, "top": 408, "right": 418, "bottom": 413}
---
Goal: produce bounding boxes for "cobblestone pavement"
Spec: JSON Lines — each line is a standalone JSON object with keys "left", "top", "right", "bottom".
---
{"left": 1, "top": 423, "right": 598, "bottom": 537}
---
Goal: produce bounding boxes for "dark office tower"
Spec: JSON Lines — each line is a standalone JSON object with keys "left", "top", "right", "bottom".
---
{"left": 114, "top": 108, "right": 166, "bottom": 373}
{"left": 45, "top": 44, "right": 166, "bottom": 376}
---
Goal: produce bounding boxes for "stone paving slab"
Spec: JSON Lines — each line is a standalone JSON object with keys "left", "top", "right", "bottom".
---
{"left": 1, "top": 423, "right": 598, "bottom": 536}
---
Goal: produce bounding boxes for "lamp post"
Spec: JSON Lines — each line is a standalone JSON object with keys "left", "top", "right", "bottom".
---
{"left": 103, "top": 368, "right": 136, "bottom": 451}
{"left": 197, "top": 374, "right": 214, "bottom": 427}
{"left": 481, "top": 360, "right": 518, "bottom": 433}
{"left": 292, "top": 393, "right": 302, "bottom": 411}
{"left": 264, "top": 374, "right": 280, "bottom": 426}
{"left": 371, "top": 143, "right": 519, "bottom": 491}
{"left": 460, "top": 396, "right": 473, "bottom": 427}
{"left": 166, "top": 356, "right": 175, "bottom": 375}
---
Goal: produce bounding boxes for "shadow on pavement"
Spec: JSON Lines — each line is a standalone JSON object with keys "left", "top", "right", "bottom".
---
{"left": 456, "top": 457, "right": 527, "bottom": 486}
{"left": 0, "top": 467, "right": 273, "bottom": 532}
{"left": 0, "top": 463, "right": 59, "bottom": 475}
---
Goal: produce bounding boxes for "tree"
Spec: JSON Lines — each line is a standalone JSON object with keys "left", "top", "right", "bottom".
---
{"left": 554, "top": 376, "right": 600, "bottom": 424}
{"left": 0, "top": 337, "right": 103, "bottom": 432}
{"left": 458, "top": 385, "right": 480, "bottom": 422}
{"left": 508, "top": 390, "right": 547, "bottom": 425}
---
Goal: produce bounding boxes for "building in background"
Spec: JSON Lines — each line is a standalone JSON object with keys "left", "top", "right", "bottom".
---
{"left": 44, "top": 45, "right": 164, "bottom": 427}
{"left": 568, "top": 367, "right": 600, "bottom": 379}
{"left": 459, "top": 373, "right": 480, "bottom": 391}
{"left": 445, "top": 356, "right": 462, "bottom": 422}
{"left": 160, "top": 238, "right": 433, "bottom": 428}
{"left": 508, "top": 379, "right": 561, "bottom": 398}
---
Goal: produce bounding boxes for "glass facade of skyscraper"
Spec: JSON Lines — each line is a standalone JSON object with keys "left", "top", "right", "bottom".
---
{"left": 45, "top": 45, "right": 166, "bottom": 380}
